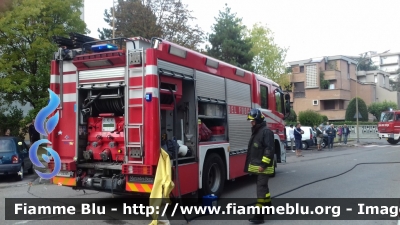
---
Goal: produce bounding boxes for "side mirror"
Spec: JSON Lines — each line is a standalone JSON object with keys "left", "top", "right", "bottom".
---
{"left": 283, "top": 93, "right": 291, "bottom": 119}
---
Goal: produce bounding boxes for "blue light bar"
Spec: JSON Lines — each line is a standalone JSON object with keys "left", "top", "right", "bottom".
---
{"left": 91, "top": 43, "right": 118, "bottom": 52}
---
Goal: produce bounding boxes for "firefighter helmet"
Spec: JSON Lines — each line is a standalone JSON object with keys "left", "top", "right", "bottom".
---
{"left": 247, "top": 108, "right": 265, "bottom": 123}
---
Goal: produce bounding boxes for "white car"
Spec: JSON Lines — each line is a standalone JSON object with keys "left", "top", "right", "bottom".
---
{"left": 285, "top": 126, "right": 315, "bottom": 150}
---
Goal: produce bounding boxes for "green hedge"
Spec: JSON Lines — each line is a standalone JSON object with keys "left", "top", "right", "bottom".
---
{"left": 330, "top": 121, "right": 378, "bottom": 126}
{"left": 345, "top": 97, "right": 369, "bottom": 121}
{"left": 298, "top": 109, "right": 324, "bottom": 127}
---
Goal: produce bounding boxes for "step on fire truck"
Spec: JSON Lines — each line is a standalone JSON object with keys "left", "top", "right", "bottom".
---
{"left": 47, "top": 33, "right": 291, "bottom": 198}
{"left": 377, "top": 109, "right": 400, "bottom": 145}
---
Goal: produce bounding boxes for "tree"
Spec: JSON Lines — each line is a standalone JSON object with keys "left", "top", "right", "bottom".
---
{"left": 321, "top": 115, "right": 329, "bottom": 123}
{"left": 389, "top": 68, "right": 400, "bottom": 91}
{"left": 298, "top": 110, "right": 323, "bottom": 127}
{"left": 276, "top": 73, "right": 291, "bottom": 91}
{"left": 206, "top": 4, "right": 254, "bottom": 71}
{"left": 0, "top": 0, "right": 87, "bottom": 120}
{"left": 345, "top": 97, "right": 369, "bottom": 121}
{"left": 98, "top": 0, "right": 161, "bottom": 41}
{"left": 98, "top": 0, "right": 205, "bottom": 51}
{"left": 348, "top": 54, "right": 379, "bottom": 71}
{"left": 0, "top": 98, "right": 26, "bottom": 139}
{"left": 285, "top": 108, "right": 297, "bottom": 123}
{"left": 368, "top": 100, "right": 398, "bottom": 121}
{"left": 248, "top": 23, "right": 288, "bottom": 82}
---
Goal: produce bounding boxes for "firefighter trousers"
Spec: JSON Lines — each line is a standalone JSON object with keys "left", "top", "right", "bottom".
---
{"left": 256, "top": 174, "right": 272, "bottom": 209}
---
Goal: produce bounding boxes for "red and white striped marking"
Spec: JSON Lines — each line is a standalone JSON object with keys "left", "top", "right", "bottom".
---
{"left": 50, "top": 61, "right": 77, "bottom": 103}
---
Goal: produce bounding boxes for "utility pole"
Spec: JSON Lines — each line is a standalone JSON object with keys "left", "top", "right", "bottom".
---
{"left": 112, "top": 0, "right": 116, "bottom": 39}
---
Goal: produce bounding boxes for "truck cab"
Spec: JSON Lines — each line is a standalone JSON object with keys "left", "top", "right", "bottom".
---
{"left": 377, "top": 110, "right": 400, "bottom": 145}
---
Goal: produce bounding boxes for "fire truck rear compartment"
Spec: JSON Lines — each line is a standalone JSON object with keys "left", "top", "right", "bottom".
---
{"left": 72, "top": 86, "right": 128, "bottom": 191}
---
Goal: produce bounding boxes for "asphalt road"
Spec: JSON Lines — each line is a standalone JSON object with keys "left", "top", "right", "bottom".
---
{"left": 1, "top": 139, "right": 399, "bottom": 225}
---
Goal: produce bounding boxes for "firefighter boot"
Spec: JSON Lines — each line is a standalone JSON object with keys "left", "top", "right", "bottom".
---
{"left": 249, "top": 199, "right": 265, "bottom": 224}
{"left": 248, "top": 214, "right": 264, "bottom": 224}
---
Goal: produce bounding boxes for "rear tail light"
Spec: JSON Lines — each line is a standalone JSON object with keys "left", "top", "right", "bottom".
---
{"left": 12, "top": 155, "right": 18, "bottom": 163}
{"left": 310, "top": 131, "right": 312, "bottom": 139}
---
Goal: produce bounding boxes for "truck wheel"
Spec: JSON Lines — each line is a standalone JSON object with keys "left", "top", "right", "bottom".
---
{"left": 387, "top": 138, "right": 399, "bottom": 145}
{"left": 202, "top": 153, "right": 226, "bottom": 197}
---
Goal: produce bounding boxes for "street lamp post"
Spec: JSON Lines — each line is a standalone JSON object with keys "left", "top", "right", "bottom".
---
{"left": 354, "top": 50, "right": 390, "bottom": 144}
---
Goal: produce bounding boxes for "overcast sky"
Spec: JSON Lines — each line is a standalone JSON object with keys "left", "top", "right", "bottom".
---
{"left": 82, "top": 0, "right": 400, "bottom": 63}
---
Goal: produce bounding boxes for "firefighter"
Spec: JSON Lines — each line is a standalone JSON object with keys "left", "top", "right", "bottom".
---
{"left": 244, "top": 108, "right": 275, "bottom": 224}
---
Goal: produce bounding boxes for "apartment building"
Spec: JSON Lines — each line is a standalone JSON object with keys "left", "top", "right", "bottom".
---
{"left": 371, "top": 52, "right": 400, "bottom": 90}
{"left": 288, "top": 56, "right": 357, "bottom": 121}
{"left": 357, "top": 70, "right": 400, "bottom": 107}
{"left": 288, "top": 54, "right": 400, "bottom": 121}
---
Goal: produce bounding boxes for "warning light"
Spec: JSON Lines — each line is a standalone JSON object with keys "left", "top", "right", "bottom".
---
{"left": 91, "top": 43, "right": 118, "bottom": 52}
{"left": 118, "top": 149, "right": 122, "bottom": 153}
{"left": 145, "top": 93, "right": 152, "bottom": 102}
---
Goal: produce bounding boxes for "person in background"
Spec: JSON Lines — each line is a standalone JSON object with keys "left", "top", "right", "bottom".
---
{"left": 312, "top": 125, "right": 317, "bottom": 145}
{"left": 288, "top": 124, "right": 295, "bottom": 153}
{"left": 342, "top": 124, "right": 350, "bottom": 145}
{"left": 324, "top": 121, "right": 330, "bottom": 133}
{"left": 294, "top": 123, "right": 304, "bottom": 157}
{"left": 326, "top": 124, "right": 336, "bottom": 149}
{"left": 316, "top": 125, "right": 324, "bottom": 151}
{"left": 29, "top": 119, "right": 40, "bottom": 144}
{"left": 337, "top": 125, "right": 343, "bottom": 145}
{"left": 4, "top": 129, "right": 10, "bottom": 136}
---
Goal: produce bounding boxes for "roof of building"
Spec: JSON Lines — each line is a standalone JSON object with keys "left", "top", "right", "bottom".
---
{"left": 288, "top": 55, "right": 358, "bottom": 66}
{"left": 357, "top": 70, "right": 391, "bottom": 77}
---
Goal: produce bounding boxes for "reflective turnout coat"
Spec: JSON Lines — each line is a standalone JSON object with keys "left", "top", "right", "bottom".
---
{"left": 244, "top": 121, "right": 275, "bottom": 175}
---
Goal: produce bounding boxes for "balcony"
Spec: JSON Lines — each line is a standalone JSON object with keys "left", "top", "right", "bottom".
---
{"left": 323, "top": 70, "right": 341, "bottom": 80}
{"left": 318, "top": 110, "right": 346, "bottom": 120}
{"left": 290, "top": 73, "right": 305, "bottom": 83}
{"left": 319, "top": 89, "right": 351, "bottom": 100}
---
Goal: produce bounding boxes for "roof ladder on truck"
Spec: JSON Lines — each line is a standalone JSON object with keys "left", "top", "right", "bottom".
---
{"left": 125, "top": 48, "right": 145, "bottom": 164}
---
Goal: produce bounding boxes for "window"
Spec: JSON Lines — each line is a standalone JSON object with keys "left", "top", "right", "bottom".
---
{"left": 300, "top": 66, "right": 304, "bottom": 73}
{"left": 275, "top": 90, "right": 283, "bottom": 113}
{"left": 347, "top": 63, "right": 350, "bottom": 79}
{"left": 260, "top": 85, "right": 268, "bottom": 109}
{"left": 306, "top": 64, "right": 317, "bottom": 87}
{"left": 0, "top": 139, "right": 14, "bottom": 153}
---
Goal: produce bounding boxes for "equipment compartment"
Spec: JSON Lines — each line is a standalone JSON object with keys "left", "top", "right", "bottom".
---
{"left": 197, "top": 101, "right": 227, "bottom": 143}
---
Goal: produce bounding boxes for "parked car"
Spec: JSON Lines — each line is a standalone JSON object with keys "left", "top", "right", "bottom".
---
{"left": 0, "top": 136, "right": 34, "bottom": 181}
{"left": 285, "top": 126, "right": 315, "bottom": 150}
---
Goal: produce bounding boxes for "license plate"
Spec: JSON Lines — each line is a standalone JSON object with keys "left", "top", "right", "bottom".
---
{"left": 128, "top": 176, "right": 154, "bottom": 183}
{"left": 57, "top": 171, "right": 73, "bottom": 177}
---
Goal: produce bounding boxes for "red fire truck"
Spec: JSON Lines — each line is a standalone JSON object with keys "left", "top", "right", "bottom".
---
{"left": 377, "top": 110, "right": 400, "bottom": 145}
{"left": 46, "top": 34, "right": 291, "bottom": 198}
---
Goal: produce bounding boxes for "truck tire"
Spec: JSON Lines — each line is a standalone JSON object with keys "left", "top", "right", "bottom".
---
{"left": 387, "top": 138, "right": 399, "bottom": 145}
{"left": 201, "top": 153, "right": 226, "bottom": 197}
